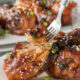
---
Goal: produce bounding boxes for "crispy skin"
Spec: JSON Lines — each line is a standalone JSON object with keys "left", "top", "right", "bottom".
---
{"left": 0, "top": 0, "right": 76, "bottom": 35}
{"left": 47, "top": 28, "right": 80, "bottom": 80}
{"left": 3, "top": 42, "right": 50, "bottom": 80}
{"left": 2, "top": 8, "right": 36, "bottom": 35}
{"left": 0, "top": 4, "right": 13, "bottom": 29}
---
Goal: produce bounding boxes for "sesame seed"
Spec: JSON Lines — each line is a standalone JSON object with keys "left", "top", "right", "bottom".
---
{"left": 26, "top": 73, "right": 29, "bottom": 75}
{"left": 17, "top": 68, "right": 19, "bottom": 71}
{"left": 25, "top": 67, "right": 27, "bottom": 70}
{"left": 38, "top": 63, "right": 41, "bottom": 66}
{"left": 25, "top": 56, "right": 27, "bottom": 59}
{"left": 21, "top": 77, "right": 23, "bottom": 79}
{"left": 30, "top": 69, "right": 32, "bottom": 72}
{"left": 76, "top": 46, "right": 80, "bottom": 51}
{"left": 21, "top": 73, "right": 23, "bottom": 75}
{"left": 34, "top": 69, "right": 38, "bottom": 72}
{"left": 12, "top": 71, "right": 14, "bottom": 74}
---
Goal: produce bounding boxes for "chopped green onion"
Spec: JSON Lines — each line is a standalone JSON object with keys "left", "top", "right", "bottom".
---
{"left": 65, "top": 46, "right": 68, "bottom": 48}
{"left": 42, "top": 0, "right": 46, "bottom": 4}
{"left": 29, "top": 11, "right": 34, "bottom": 16}
{"left": 6, "top": 53, "right": 10, "bottom": 57}
{"left": 54, "top": 61, "right": 58, "bottom": 65}
{"left": 31, "top": 36, "right": 38, "bottom": 40}
{"left": 52, "top": 50, "right": 56, "bottom": 54}
{"left": 43, "top": 22, "right": 48, "bottom": 27}
{"left": 47, "top": 3, "right": 50, "bottom": 7}
{"left": 56, "top": 0, "right": 61, "bottom": 2}
{"left": 52, "top": 47, "right": 58, "bottom": 54}
{"left": 47, "top": 43, "right": 52, "bottom": 47}
{"left": 47, "top": 10, "right": 52, "bottom": 15}
{"left": 44, "top": 76, "right": 50, "bottom": 80}
{"left": 4, "top": 29, "right": 10, "bottom": 34}
{"left": 55, "top": 47, "right": 58, "bottom": 51}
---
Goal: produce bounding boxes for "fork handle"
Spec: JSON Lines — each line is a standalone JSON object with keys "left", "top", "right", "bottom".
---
{"left": 61, "top": 0, "right": 68, "bottom": 6}
{"left": 56, "top": 5, "right": 65, "bottom": 23}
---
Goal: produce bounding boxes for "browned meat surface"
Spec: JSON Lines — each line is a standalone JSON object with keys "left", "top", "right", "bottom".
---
{"left": 0, "top": 0, "right": 76, "bottom": 35}
{"left": 3, "top": 42, "right": 50, "bottom": 80}
{"left": 3, "top": 28, "right": 80, "bottom": 80}
{"left": 47, "top": 28, "right": 80, "bottom": 80}
{"left": 0, "top": 4, "right": 13, "bottom": 29}
{"left": 2, "top": 8, "right": 36, "bottom": 35}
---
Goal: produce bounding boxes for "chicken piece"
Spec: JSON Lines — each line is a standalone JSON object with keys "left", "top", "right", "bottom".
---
{"left": 0, "top": 4, "right": 13, "bottom": 29}
{"left": 2, "top": 8, "right": 36, "bottom": 35}
{"left": 33, "top": 0, "right": 56, "bottom": 24}
{"left": 15, "top": 0, "right": 35, "bottom": 11}
{"left": 47, "top": 28, "right": 80, "bottom": 80}
{"left": 26, "top": 23, "right": 48, "bottom": 44}
{"left": 0, "top": 4, "right": 13, "bottom": 16}
{"left": 3, "top": 42, "right": 50, "bottom": 80}
{"left": 51, "top": 1, "right": 76, "bottom": 25}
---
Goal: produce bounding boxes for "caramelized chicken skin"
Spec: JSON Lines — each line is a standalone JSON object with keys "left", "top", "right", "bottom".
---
{"left": 0, "top": 4, "right": 13, "bottom": 29}
{"left": 47, "top": 28, "right": 80, "bottom": 80}
{"left": 2, "top": 8, "right": 36, "bottom": 35}
{"left": 0, "top": 0, "right": 76, "bottom": 35}
{"left": 3, "top": 42, "right": 50, "bottom": 80}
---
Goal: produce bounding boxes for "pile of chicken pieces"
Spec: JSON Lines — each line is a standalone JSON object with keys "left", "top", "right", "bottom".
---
{"left": 0, "top": 0, "right": 76, "bottom": 35}
{"left": 3, "top": 0, "right": 80, "bottom": 80}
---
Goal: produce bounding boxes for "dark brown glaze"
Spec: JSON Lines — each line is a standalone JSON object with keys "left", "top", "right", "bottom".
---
{"left": 47, "top": 28, "right": 80, "bottom": 80}
{"left": 3, "top": 42, "right": 50, "bottom": 80}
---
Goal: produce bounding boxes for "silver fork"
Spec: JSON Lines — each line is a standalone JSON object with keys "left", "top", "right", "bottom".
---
{"left": 46, "top": 0, "right": 68, "bottom": 41}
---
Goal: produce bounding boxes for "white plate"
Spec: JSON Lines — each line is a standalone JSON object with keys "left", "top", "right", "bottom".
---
{"left": 0, "top": 34, "right": 26, "bottom": 46}
{"left": 0, "top": 55, "right": 55, "bottom": 80}
{"left": 0, "top": 26, "right": 72, "bottom": 46}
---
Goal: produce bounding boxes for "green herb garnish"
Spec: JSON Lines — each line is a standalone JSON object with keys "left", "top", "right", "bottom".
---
{"left": 56, "top": 0, "right": 61, "bottom": 2}
{"left": 65, "top": 46, "right": 68, "bottom": 48}
{"left": 47, "top": 3, "right": 50, "bottom": 7}
{"left": 42, "top": 0, "right": 46, "bottom": 4}
{"left": 29, "top": 11, "right": 34, "bottom": 16}
{"left": 47, "top": 43, "right": 52, "bottom": 47}
{"left": 54, "top": 61, "right": 58, "bottom": 65}
{"left": 43, "top": 22, "right": 48, "bottom": 27}
{"left": 31, "top": 36, "right": 38, "bottom": 40}
{"left": 6, "top": 53, "right": 10, "bottom": 57}
{"left": 47, "top": 10, "right": 52, "bottom": 15}
{"left": 4, "top": 29, "right": 10, "bottom": 34}
{"left": 44, "top": 76, "right": 50, "bottom": 80}
{"left": 52, "top": 47, "right": 58, "bottom": 54}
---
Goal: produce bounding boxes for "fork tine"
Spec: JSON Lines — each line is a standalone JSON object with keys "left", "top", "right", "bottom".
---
{"left": 47, "top": 34, "right": 53, "bottom": 41}
{"left": 47, "top": 26, "right": 52, "bottom": 31}
{"left": 46, "top": 32, "right": 52, "bottom": 38}
{"left": 48, "top": 34, "right": 55, "bottom": 41}
{"left": 50, "top": 28, "right": 56, "bottom": 33}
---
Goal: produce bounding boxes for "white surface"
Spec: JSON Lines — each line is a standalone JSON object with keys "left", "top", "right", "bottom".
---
{"left": 0, "top": 26, "right": 72, "bottom": 45}
{"left": 0, "top": 55, "right": 54, "bottom": 80}
{"left": 0, "top": 34, "right": 26, "bottom": 45}
{"left": 0, "top": 26, "right": 72, "bottom": 54}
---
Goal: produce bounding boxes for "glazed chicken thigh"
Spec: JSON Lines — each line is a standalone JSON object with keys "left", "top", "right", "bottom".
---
{"left": 47, "top": 29, "right": 80, "bottom": 80}
{"left": 3, "top": 42, "right": 50, "bottom": 80}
